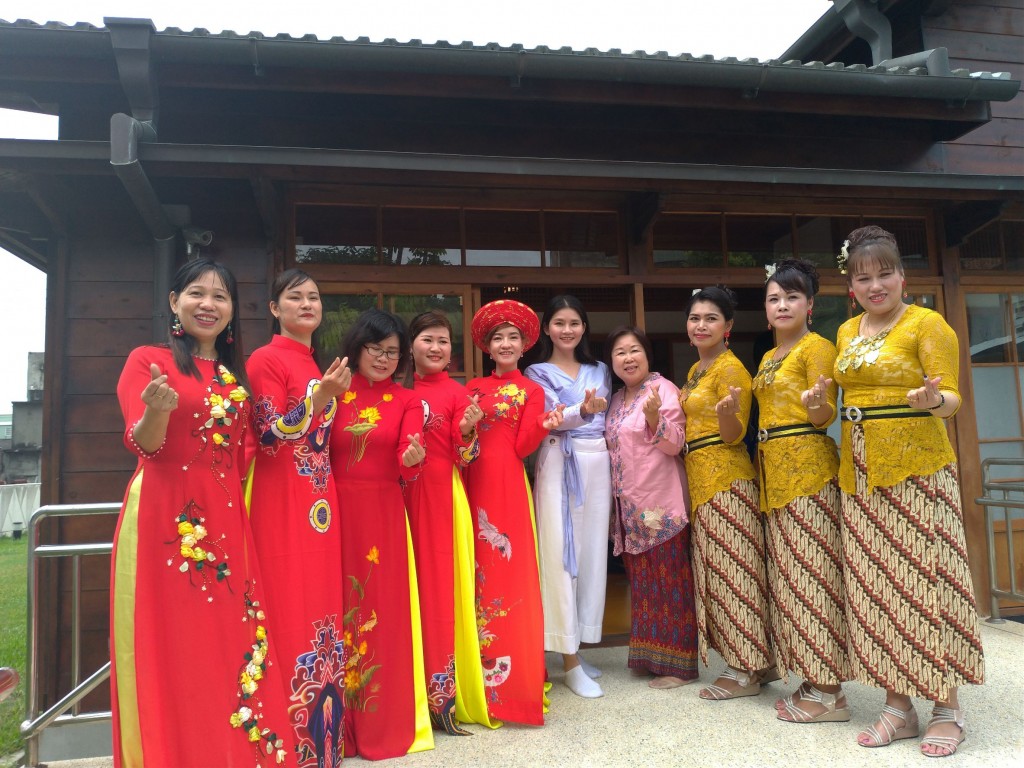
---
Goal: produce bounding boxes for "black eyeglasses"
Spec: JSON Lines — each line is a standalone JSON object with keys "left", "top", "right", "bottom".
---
{"left": 363, "top": 344, "right": 401, "bottom": 361}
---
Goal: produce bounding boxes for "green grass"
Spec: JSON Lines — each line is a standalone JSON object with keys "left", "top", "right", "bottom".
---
{"left": 0, "top": 536, "right": 27, "bottom": 759}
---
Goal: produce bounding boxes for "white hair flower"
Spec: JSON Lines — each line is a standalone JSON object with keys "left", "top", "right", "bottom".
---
{"left": 764, "top": 263, "right": 777, "bottom": 282}
{"left": 692, "top": 288, "right": 701, "bottom": 296}
{"left": 837, "top": 240, "right": 850, "bottom": 275}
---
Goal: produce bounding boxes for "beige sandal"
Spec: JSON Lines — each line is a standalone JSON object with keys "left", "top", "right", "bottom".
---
{"left": 857, "top": 702, "right": 919, "bottom": 748}
{"left": 777, "top": 685, "right": 850, "bottom": 723}
{"left": 699, "top": 667, "right": 760, "bottom": 700}
{"left": 920, "top": 706, "right": 965, "bottom": 758}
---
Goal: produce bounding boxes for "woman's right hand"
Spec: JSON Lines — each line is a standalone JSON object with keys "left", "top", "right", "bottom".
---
{"left": 581, "top": 388, "right": 608, "bottom": 416}
{"left": 642, "top": 387, "right": 661, "bottom": 430}
{"left": 319, "top": 356, "right": 352, "bottom": 398}
{"left": 141, "top": 363, "right": 179, "bottom": 412}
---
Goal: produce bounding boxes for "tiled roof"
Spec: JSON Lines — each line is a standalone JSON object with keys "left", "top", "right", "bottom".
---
{"left": 0, "top": 18, "right": 1017, "bottom": 99}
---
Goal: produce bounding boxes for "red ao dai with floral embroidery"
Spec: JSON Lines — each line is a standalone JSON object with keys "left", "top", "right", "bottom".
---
{"left": 328, "top": 373, "right": 433, "bottom": 760}
{"left": 112, "top": 346, "right": 295, "bottom": 768}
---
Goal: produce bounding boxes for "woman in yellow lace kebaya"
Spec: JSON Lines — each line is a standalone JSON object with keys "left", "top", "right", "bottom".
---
{"left": 753, "top": 259, "right": 850, "bottom": 724}
{"left": 835, "top": 226, "right": 983, "bottom": 757}
{"left": 680, "top": 286, "right": 774, "bottom": 701}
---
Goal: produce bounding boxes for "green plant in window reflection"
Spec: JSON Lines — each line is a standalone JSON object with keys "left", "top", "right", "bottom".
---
{"left": 296, "top": 245, "right": 378, "bottom": 265}
{"left": 383, "top": 248, "right": 454, "bottom": 266}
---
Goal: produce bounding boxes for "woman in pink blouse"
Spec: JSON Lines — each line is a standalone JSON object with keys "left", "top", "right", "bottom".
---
{"left": 604, "top": 326, "right": 697, "bottom": 689}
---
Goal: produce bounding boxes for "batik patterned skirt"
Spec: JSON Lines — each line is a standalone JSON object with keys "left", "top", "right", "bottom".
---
{"left": 841, "top": 426, "right": 984, "bottom": 700}
{"left": 622, "top": 526, "right": 698, "bottom": 679}
{"left": 691, "top": 478, "right": 773, "bottom": 672}
{"left": 765, "top": 478, "right": 850, "bottom": 686}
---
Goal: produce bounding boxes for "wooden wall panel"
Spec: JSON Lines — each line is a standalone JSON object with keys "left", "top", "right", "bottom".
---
{"left": 65, "top": 357, "right": 125, "bottom": 396}
{"left": 927, "top": 1, "right": 1024, "bottom": 176}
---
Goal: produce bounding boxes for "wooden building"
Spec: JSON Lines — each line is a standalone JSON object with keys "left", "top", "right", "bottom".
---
{"left": 0, "top": 0, "right": 1021, "bottom": 723}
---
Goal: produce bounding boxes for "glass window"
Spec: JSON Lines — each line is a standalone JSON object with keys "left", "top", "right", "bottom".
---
{"left": 545, "top": 211, "right": 620, "bottom": 268}
{"left": 652, "top": 214, "right": 722, "bottom": 267}
{"left": 810, "top": 294, "right": 850, "bottom": 348}
{"left": 966, "top": 293, "right": 1016, "bottom": 364}
{"left": 465, "top": 210, "right": 542, "bottom": 267}
{"left": 385, "top": 293, "right": 467, "bottom": 374}
{"left": 795, "top": 216, "right": 862, "bottom": 269}
{"left": 973, "top": 368, "right": 1023, "bottom": 439}
{"left": 726, "top": 215, "right": 794, "bottom": 267}
{"left": 960, "top": 219, "right": 1024, "bottom": 272}
{"left": 872, "top": 217, "right": 929, "bottom": 270}
{"left": 295, "top": 205, "right": 378, "bottom": 265}
{"left": 316, "top": 294, "right": 379, "bottom": 361}
{"left": 382, "top": 207, "right": 460, "bottom": 266}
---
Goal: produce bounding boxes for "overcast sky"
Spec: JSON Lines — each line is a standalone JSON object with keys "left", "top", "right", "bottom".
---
{"left": 0, "top": 0, "right": 830, "bottom": 413}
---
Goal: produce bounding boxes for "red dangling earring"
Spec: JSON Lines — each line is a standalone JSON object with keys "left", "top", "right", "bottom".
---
{"left": 767, "top": 322, "right": 773, "bottom": 331}
{"left": 902, "top": 280, "right": 908, "bottom": 299}
{"left": 225, "top": 323, "right": 234, "bottom": 345}
{"left": 724, "top": 331, "right": 731, "bottom": 348}
{"left": 171, "top": 314, "right": 184, "bottom": 337}
{"left": 849, "top": 289, "right": 857, "bottom": 311}
{"left": 807, "top": 308, "right": 813, "bottom": 327}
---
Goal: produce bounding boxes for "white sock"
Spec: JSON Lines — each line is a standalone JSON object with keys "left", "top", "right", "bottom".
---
{"left": 565, "top": 665, "right": 604, "bottom": 698}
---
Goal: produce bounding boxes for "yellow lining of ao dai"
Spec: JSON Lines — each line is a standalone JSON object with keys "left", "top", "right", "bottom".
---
{"left": 834, "top": 304, "right": 961, "bottom": 494}
{"left": 753, "top": 332, "right": 839, "bottom": 512}
{"left": 680, "top": 349, "right": 756, "bottom": 508}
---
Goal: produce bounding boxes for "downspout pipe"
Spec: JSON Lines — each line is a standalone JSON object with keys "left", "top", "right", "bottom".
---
{"left": 110, "top": 112, "right": 176, "bottom": 342}
{"left": 832, "top": 0, "right": 893, "bottom": 65}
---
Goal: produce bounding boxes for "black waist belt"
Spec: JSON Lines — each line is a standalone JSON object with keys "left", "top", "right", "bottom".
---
{"left": 840, "top": 405, "right": 931, "bottom": 423}
{"left": 756, "top": 423, "right": 827, "bottom": 443}
{"left": 683, "top": 434, "right": 724, "bottom": 455}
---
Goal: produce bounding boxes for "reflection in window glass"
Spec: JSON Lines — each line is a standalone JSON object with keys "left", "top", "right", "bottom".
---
{"left": 960, "top": 220, "right": 1024, "bottom": 272}
{"left": 973, "top": 368, "right": 1022, "bottom": 439}
{"left": 810, "top": 294, "right": 849, "bottom": 348}
{"left": 652, "top": 214, "right": 722, "bottom": 267}
{"left": 795, "top": 216, "right": 861, "bottom": 268}
{"left": 385, "top": 293, "right": 466, "bottom": 374}
{"left": 726, "top": 215, "right": 793, "bottom": 267}
{"left": 873, "top": 218, "right": 928, "bottom": 270}
{"left": 465, "top": 210, "right": 542, "bottom": 267}
{"left": 382, "top": 207, "right": 460, "bottom": 266}
{"left": 317, "top": 294, "right": 379, "bottom": 360}
{"left": 545, "top": 211, "right": 620, "bottom": 268}
{"left": 295, "top": 205, "right": 378, "bottom": 265}
{"left": 966, "top": 293, "right": 1013, "bottom": 364}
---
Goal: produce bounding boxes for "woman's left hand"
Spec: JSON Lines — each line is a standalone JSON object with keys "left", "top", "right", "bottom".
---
{"left": 542, "top": 404, "right": 566, "bottom": 430}
{"left": 715, "top": 386, "right": 742, "bottom": 417}
{"left": 908, "top": 376, "right": 943, "bottom": 410}
{"left": 402, "top": 432, "right": 426, "bottom": 467}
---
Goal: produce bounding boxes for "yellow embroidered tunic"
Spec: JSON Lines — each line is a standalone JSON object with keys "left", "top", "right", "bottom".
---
{"left": 752, "top": 332, "right": 839, "bottom": 512}
{"left": 834, "top": 304, "right": 960, "bottom": 494}
{"left": 680, "top": 349, "right": 757, "bottom": 508}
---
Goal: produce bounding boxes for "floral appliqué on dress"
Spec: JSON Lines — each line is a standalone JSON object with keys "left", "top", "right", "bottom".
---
{"left": 342, "top": 546, "right": 382, "bottom": 712}
{"left": 167, "top": 501, "right": 231, "bottom": 599}
{"left": 342, "top": 391, "right": 394, "bottom": 469}
{"left": 229, "top": 584, "right": 288, "bottom": 765}
{"left": 473, "top": 381, "right": 526, "bottom": 431}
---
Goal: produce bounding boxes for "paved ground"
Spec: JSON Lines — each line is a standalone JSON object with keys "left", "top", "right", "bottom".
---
{"left": 27, "top": 619, "right": 1024, "bottom": 768}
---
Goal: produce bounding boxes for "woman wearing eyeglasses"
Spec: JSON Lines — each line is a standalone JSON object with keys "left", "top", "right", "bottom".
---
{"left": 328, "top": 309, "right": 433, "bottom": 760}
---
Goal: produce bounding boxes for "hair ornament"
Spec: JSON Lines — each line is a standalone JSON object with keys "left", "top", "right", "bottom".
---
{"left": 837, "top": 240, "right": 850, "bottom": 275}
{"left": 764, "top": 263, "right": 777, "bottom": 283}
{"left": 692, "top": 288, "right": 701, "bottom": 296}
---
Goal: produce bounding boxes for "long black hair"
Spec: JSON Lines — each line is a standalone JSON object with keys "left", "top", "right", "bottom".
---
{"left": 535, "top": 294, "right": 598, "bottom": 365}
{"left": 168, "top": 258, "right": 248, "bottom": 390}
{"left": 340, "top": 308, "right": 411, "bottom": 383}
{"left": 269, "top": 267, "right": 322, "bottom": 366}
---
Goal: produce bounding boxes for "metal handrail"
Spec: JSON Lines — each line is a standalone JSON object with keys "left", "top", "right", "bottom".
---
{"left": 20, "top": 502, "right": 120, "bottom": 767}
{"left": 976, "top": 458, "right": 1024, "bottom": 623}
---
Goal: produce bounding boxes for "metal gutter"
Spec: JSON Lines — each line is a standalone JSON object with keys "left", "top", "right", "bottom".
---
{"left": 3, "top": 138, "right": 1021, "bottom": 193}
{"left": 109, "top": 113, "right": 175, "bottom": 340}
